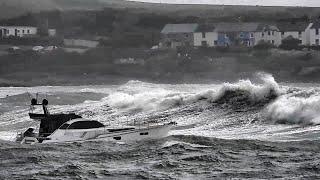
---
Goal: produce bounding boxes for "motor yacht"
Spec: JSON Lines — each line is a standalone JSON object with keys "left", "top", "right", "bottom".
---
{"left": 16, "top": 97, "right": 175, "bottom": 144}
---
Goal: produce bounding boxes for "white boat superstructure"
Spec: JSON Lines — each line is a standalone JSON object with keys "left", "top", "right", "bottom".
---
{"left": 44, "top": 119, "right": 174, "bottom": 144}
{"left": 16, "top": 97, "right": 176, "bottom": 145}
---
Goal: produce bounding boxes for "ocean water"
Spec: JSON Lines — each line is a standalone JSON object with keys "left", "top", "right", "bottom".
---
{"left": 1, "top": 73, "right": 320, "bottom": 179}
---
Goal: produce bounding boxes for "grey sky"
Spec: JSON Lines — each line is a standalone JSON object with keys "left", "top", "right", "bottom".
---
{"left": 128, "top": 0, "right": 320, "bottom": 7}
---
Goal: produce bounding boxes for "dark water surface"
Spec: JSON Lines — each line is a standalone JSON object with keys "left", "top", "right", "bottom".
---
{"left": 1, "top": 137, "right": 320, "bottom": 179}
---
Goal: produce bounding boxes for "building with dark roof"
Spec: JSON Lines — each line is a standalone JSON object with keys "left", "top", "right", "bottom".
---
{"left": 194, "top": 24, "right": 218, "bottom": 47}
{"left": 277, "top": 22, "right": 311, "bottom": 45}
{"left": 160, "top": 23, "right": 199, "bottom": 48}
{"left": 160, "top": 22, "right": 315, "bottom": 48}
{"left": 194, "top": 23, "right": 281, "bottom": 47}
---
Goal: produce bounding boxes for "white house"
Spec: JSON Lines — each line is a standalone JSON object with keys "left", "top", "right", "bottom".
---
{"left": 0, "top": 26, "right": 38, "bottom": 38}
{"left": 277, "top": 22, "right": 310, "bottom": 45}
{"left": 194, "top": 24, "right": 218, "bottom": 47}
{"left": 194, "top": 23, "right": 280, "bottom": 47}
{"left": 307, "top": 21, "right": 320, "bottom": 46}
{"left": 254, "top": 24, "right": 281, "bottom": 46}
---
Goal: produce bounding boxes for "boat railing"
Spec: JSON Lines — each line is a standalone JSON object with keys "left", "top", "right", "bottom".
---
{"left": 132, "top": 118, "right": 170, "bottom": 130}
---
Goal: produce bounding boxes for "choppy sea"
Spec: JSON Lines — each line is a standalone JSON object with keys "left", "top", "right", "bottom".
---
{"left": 1, "top": 73, "right": 320, "bottom": 179}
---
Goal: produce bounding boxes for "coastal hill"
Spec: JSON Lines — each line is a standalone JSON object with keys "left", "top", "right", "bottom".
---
{"left": 0, "top": 0, "right": 320, "bottom": 20}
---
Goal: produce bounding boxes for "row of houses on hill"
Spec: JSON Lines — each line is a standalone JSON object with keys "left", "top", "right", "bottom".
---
{"left": 0, "top": 26, "right": 56, "bottom": 38}
{"left": 160, "top": 21, "right": 320, "bottom": 48}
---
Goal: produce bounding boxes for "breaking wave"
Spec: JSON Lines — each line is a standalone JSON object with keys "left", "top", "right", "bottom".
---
{"left": 104, "top": 73, "right": 281, "bottom": 113}
{"left": 193, "top": 73, "right": 281, "bottom": 107}
{"left": 265, "top": 95, "right": 320, "bottom": 125}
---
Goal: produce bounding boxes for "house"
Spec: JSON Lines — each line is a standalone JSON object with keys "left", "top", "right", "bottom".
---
{"left": 0, "top": 26, "right": 38, "bottom": 38}
{"left": 194, "top": 23, "right": 279, "bottom": 47}
{"left": 254, "top": 24, "right": 281, "bottom": 46}
{"left": 194, "top": 24, "right": 218, "bottom": 47}
{"left": 214, "top": 23, "right": 260, "bottom": 47}
{"left": 307, "top": 21, "right": 320, "bottom": 46}
{"left": 160, "top": 23, "right": 199, "bottom": 48}
{"left": 277, "top": 22, "right": 310, "bottom": 45}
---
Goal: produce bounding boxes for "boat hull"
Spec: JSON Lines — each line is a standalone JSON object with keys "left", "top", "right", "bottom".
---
{"left": 96, "top": 123, "right": 173, "bottom": 142}
{"left": 19, "top": 123, "right": 174, "bottom": 144}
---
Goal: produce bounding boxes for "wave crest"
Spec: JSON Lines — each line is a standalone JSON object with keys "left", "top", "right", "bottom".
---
{"left": 194, "top": 73, "right": 281, "bottom": 107}
{"left": 104, "top": 73, "right": 281, "bottom": 113}
{"left": 265, "top": 95, "right": 320, "bottom": 125}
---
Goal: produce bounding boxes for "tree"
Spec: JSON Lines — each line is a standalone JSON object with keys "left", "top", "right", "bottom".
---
{"left": 279, "top": 35, "right": 301, "bottom": 50}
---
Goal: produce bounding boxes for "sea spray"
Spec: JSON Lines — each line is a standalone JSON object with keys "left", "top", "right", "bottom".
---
{"left": 103, "top": 73, "right": 281, "bottom": 113}
{"left": 265, "top": 95, "right": 320, "bottom": 125}
{"left": 190, "top": 73, "right": 281, "bottom": 107}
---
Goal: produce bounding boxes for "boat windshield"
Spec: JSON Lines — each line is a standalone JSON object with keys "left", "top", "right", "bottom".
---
{"left": 68, "top": 121, "right": 105, "bottom": 129}
{"left": 59, "top": 123, "right": 70, "bottom": 129}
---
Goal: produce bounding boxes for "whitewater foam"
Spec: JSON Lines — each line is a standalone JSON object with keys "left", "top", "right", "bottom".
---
{"left": 266, "top": 95, "right": 320, "bottom": 125}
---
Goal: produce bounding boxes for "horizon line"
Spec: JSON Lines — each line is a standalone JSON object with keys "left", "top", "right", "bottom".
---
{"left": 126, "top": 0, "right": 320, "bottom": 8}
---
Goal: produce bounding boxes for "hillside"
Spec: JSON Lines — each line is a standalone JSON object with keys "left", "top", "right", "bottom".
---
{"left": 0, "top": 0, "right": 320, "bottom": 21}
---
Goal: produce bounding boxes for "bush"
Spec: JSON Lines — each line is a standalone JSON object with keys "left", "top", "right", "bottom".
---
{"left": 279, "top": 36, "right": 302, "bottom": 50}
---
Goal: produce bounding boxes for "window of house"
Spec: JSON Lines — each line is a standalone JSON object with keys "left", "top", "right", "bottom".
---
{"left": 201, "top": 41, "right": 207, "bottom": 47}
{"left": 214, "top": 40, "right": 218, "bottom": 45}
{"left": 272, "top": 40, "right": 275, "bottom": 44}
{"left": 202, "top": 32, "right": 206, "bottom": 38}
{"left": 299, "top": 40, "right": 302, "bottom": 44}
{"left": 281, "top": 32, "right": 285, "bottom": 36}
{"left": 268, "top": 31, "right": 271, "bottom": 35}
{"left": 316, "top": 29, "right": 319, "bottom": 35}
{"left": 185, "top": 34, "right": 189, "bottom": 38}
{"left": 272, "top": 31, "right": 274, "bottom": 35}
{"left": 22, "top": 30, "right": 25, "bottom": 33}
{"left": 262, "top": 32, "right": 264, "bottom": 37}
{"left": 250, "top": 33, "right": 254, "bottom": 38}
{"left": 316, "top": 39, "right": 319, "bottom": 45}
{"left": 27, "top": 30, "right": 30, "bottom": 34}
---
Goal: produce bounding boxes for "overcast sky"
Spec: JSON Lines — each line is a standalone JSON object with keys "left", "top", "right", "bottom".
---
{"left": 128, "top": 0, "right": 320, "bottom": 7}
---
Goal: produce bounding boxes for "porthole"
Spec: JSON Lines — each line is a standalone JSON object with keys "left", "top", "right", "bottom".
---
{"left": 140, "top": 132, "right": 149, "bottom": 136}
{"left": 113, "top": 136, "right": 121, "bottom": 140}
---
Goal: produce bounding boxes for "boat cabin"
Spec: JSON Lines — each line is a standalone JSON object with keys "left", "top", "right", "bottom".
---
{"left": 59, "top": 119, "right": 105, "bottom": 130}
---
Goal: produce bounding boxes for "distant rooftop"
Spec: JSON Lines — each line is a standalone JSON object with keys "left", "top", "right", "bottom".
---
{"left": 214, "top": 23, "right": 260, "bottom": 32}
{"left": 195, "top": 23, "right": 279, "bottom": 32}
{"left": 310, "top": 20, "right": 320, "bottom": 29}
{"left": 161, "top": 23, "right": 198, "bottom": 34}
{"left": 277, "top": 22, "right": 309, "bottom": 31}
{"left": 195, "top": 24, "right": 216, "bottom": 32}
